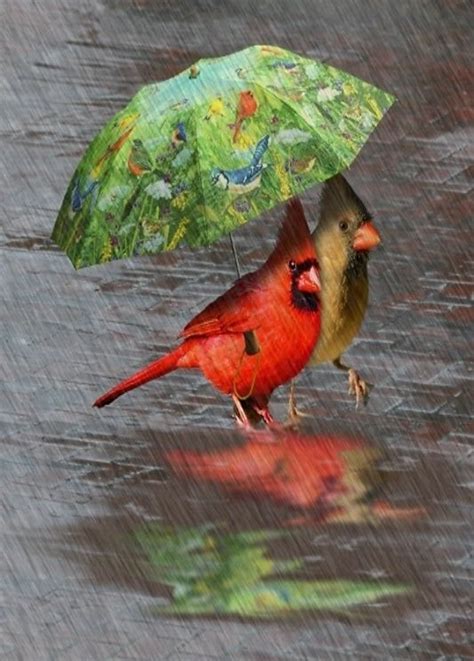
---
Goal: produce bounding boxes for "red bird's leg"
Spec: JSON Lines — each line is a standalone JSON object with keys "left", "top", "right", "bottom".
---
{"left": 232, "top": 394, "right": 251, "bottom": 429}
{"left": 333, "top": 357, "right": 370, "bottom": 408}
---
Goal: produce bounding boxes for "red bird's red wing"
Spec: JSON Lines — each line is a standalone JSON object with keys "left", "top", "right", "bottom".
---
{"left": 179, "top": 276, "right": 262, "bottom": 339}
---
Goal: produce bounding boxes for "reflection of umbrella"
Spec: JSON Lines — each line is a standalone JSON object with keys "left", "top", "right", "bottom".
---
{"left": 52, "top": 45, "right": 394, "bottom": 269}
{"left": 135, "top": 522, "right": 409, "bottom": 617}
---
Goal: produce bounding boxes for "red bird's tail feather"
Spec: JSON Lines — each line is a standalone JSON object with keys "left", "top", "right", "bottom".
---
{"left": 94, "top": 344, "right": 186, "bottom": 408}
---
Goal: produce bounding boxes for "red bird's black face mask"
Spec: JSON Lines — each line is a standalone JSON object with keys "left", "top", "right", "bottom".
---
{"left": 290, "top": 258, "right": 321, "bottom": 311}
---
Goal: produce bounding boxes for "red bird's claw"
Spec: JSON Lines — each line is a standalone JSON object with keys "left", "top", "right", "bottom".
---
{"left": 347, "top": 369, "right": 370, "bottom": 409}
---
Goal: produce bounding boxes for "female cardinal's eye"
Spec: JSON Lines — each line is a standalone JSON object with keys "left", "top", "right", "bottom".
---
{"left": 288, "top": 260, "right": 297, "bottom": 272}
{"left": 339, "top": 220, "right": 349, "bottom": 232}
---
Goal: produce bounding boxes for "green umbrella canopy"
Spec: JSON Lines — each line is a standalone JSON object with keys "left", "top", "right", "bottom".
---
{"left": 52, "top": 45, "right": 395, "bottom": 269}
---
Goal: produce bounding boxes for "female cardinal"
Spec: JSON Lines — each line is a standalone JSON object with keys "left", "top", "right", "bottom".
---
{"left": 288, "top": 174, "right": 381, "bottom": 418}
{"left": 94, "top": 199, "right": 321, "bottom": 426}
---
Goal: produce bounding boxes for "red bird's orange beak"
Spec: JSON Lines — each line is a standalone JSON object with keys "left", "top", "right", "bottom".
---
{"left": 353, "top": 221, "right": 381, "bottom": 252}
{"left": 298, "top": 264, "right": 321, "bottom": 294}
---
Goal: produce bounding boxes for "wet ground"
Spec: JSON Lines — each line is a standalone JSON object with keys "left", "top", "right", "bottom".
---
{"left": 1, "top": 0, "right": 473, "bottom": 658}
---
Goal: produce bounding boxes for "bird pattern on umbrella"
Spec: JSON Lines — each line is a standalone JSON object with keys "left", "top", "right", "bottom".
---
{"left": 52, "top": 45, "right": 394, "bottom": 269}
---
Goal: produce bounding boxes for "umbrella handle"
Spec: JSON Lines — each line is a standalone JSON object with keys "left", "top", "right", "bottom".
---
{"left": 244, "top": 330, "right": 260, "bottom": 355}
{"left": 232, "top": 345, "right": 262, "bottom": 401}
{"left": 229, "top": 232, "right": 241, "bottom": 278}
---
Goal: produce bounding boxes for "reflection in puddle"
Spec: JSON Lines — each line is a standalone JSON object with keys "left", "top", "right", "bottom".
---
{"left": 128, "top": 430, "right": 424, "bottom": 617}
{"left": 51, "top": 426, "right": 436, "bottom": 622}
{"left": 135, "top": 523, "right": 408, "bottom": 617}
{"left": 166, "top": 430, "right": 425, "bottom": 526}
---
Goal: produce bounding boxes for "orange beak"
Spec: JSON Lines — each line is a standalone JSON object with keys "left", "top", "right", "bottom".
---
{"left": 298, "top": 264, "right": 321, "bottom": 294}
{"left": 353, "top": 221, "right": 381, "bottom": 252}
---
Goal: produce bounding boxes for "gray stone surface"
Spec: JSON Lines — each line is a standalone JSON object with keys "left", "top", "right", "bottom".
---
{"left": 1, "top": 0, "right": 472, "bottom": 658}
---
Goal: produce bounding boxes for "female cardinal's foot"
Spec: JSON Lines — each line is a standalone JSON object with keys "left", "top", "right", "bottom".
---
{"left": 333, "top": 357, "right": 371, "bottom": 409}
{"left": 285, "top": 380, "right": 312, "bottom": 426}
{"left": 347, "top": 368, "right": 370, "bottom": 408}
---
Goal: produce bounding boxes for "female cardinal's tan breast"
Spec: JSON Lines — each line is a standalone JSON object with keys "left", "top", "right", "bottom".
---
{"left": 309, "top": 241, "right": 368, "bottom": 366}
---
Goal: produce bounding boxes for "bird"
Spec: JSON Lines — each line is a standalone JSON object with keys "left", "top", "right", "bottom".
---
{"left": 270, "top": 61, "right": 298, "bottom": 74}
{"left": 205, "top": 97, "right": 225, "bottom": 120}
{"left": 188, "top": 64, "right": 200, "bottom": 79}
{"left": 288, "top": 174, "right": 381, "bottom": 418}
{"left": 232, "top": 90, "right": 258, "bottom": 143}
{"left": 211, "top": 135, "right": 269, "bottom": 195}
{"left": 95, "top": 114, "right": 139, "bottom": 167}
{"left": 94, "top": 198, "right": 321, "bottom": 427}
{"left": 71, "top": 175, "right": 100, "bottom": 213}
{"left": 285, "top": 156, "right": 316, "bottom": 175}
{"left": 71, "top": 115, "right": 139, "bottom": 212}
{"left": 127, "top": 139, "right": 153, "bottom": 176}
{"left": 171, "top": 122, "right": 187, "bottom": 148}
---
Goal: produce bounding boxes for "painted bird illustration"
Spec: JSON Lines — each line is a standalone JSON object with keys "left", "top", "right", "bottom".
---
{"left": 71, "top": 176, "right": 100, "bottom": 213}
{"left": 285, "top": 156, "right": 316, "bottom": 175}
{"left": 95, "top": 114, "right": 139, "bottom": 168}
{"left": 171, "top": 122, "right": 187, "bottom": 148}
{"left": 71, "top": 115, "right": 139, "bottom": 212}
{"left": 211, "top": 135, "right": 269, "bottom": 195}
{"left": 94, "top": 198, "right": 321, "bottom": 427}
{"left": 127, "top": 139, "right": 153, "bottom": 176}
{"left": 232, "top": 90, "right": 258, "bottom": 143}
{"left": 288, "top": 174, "right": 381, "bottom": 418}
{"left": 205, "top": 97, "right": 225, "bottom": 120}
{"left": 188, "top": 64, "right": 200, "bottom": 79}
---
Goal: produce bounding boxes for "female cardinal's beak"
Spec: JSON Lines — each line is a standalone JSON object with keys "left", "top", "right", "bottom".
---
{"left": 298, "top": 264, "right": 321, "bottom": 293}
{"left": 353, "top": 221, "right": 381, "bottom": 252}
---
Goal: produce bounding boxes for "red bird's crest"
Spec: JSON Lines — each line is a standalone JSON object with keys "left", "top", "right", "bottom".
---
{"left": 265, "top": 198, "right": 316, "bottom": 270}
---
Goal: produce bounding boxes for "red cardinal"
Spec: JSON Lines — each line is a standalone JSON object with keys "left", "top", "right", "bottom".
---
{"left": 94, "top": 199, "right": 321, "bottom": 426}
{"left": 232, "top": 90, "right": 258, "bottom": 143}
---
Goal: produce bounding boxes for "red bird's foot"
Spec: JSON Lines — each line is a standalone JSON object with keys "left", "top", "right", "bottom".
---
{"left": 348, "top": 369, "right": 370, "bottom": 409}
{"left": 252, "top": 404, "right": 277, "bottom": 427}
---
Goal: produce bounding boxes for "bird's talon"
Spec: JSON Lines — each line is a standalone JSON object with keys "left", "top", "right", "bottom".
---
{"left": 348, "top": 369, "right": 370, "bottom": 409}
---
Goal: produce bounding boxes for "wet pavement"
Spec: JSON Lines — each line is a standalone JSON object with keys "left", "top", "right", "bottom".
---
{"left": 1, "top": 0, "right": 473, "bottom": 658}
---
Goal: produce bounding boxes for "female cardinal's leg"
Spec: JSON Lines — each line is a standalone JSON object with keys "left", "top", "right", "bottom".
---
{"left": 286, "top": 380, "right": 311, "bottom": 425}
{"left": 333, "top": 357, "right": 371, "bottom": 408}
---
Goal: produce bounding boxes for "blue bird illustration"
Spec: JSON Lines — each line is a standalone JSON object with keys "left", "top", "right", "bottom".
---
{"left": 271, "top": 60, "right": 298, "bottom": 72}
{"left": 211, "top": 135, "right": 270, "bottom": 194}
{"left": 171, "top": 122, "right": 187, "bottom": 148}
{"left": 71, "top": 176, "right": 100, "bottom": 212}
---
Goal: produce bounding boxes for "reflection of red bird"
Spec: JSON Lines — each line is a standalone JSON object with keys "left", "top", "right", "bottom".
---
{"left": 233, "top": 90, "right": 258, "bottom": 143}
{"left": 167, "top": 431, "right": 426, "bottom": 523}
{"left": 94, "top": 199, "right": 321, "bottom": 426}
{"left": 166, "top": 432, "right": 363, "bottom": 508}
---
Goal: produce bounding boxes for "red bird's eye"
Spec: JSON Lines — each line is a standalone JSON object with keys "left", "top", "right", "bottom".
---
{"left": 288, "top": 260, "right": 297, "bottom": 272}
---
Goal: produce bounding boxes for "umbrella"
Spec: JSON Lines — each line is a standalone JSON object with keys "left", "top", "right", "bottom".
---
{"left": 52, "top": 45, "right": 394, "bottom": 269}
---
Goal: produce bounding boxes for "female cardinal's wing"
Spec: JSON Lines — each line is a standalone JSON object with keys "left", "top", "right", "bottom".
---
{"left": 179, "top": 275, "right": 263, "bottom": 339}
